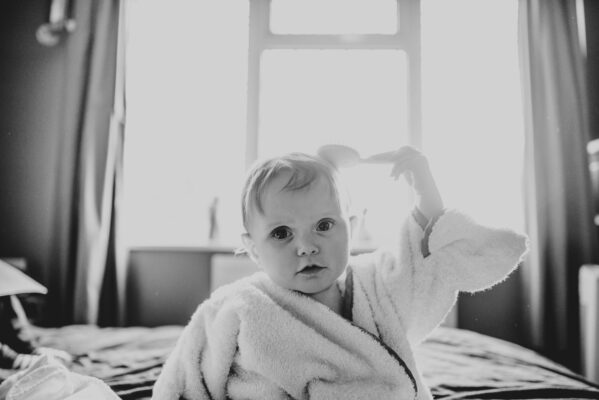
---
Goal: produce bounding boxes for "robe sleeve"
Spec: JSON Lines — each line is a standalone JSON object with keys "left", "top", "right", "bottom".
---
{"left": 152, "top": 290, "right": 241, "bottom": 400}
{"left": 369, "top": 209, "right": 528, "bottom": 345}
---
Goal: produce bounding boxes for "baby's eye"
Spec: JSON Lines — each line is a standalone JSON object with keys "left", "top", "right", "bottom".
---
{"left": 316, "top": 219, "right": 335, "bottom": 232}
{"left": 270, "top": 226, "right": 292, "bottom": 240}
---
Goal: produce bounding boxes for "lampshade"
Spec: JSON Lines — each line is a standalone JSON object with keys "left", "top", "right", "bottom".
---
{"left": 0, "top": 259, "right": 47, "bottom": 297}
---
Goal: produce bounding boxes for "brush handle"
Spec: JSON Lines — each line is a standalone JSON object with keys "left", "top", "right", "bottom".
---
{"left": 362, "top": 150, "right": 398, "bottom": 164}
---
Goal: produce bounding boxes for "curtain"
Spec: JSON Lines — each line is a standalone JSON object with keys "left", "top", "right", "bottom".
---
{"left": 47, "top": 0, "right": 125, "bottom": 325}
{"left": 519, "top": 0, "right": 599, "bottom": 371}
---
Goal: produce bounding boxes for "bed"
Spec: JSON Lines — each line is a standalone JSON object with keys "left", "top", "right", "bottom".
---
{"left": 1, "top": 325, "right": 598, "bottom": 399}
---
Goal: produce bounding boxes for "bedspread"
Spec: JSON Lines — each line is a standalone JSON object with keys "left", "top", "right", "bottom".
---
{"left": 1, "top": 325, "right": 598, "bottom": 399}
{"left": 416, "top": 328, "right": 599, "bottom": 399}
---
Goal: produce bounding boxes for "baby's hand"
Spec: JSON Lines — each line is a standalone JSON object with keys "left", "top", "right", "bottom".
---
{"left": 387, "top": 146, "right": 429, "bottom": 184}
{"left": 367, "top": 146, "right": 428, "bottom": 184}
{"left": 371, "top": 146, "right": 444, "bottom": 219}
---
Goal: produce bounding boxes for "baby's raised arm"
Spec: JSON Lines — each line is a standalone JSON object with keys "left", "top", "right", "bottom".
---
{"left": 350, "top": 147, "right": 527, "bottom": 345}
{"left": 381, "top": 146, "right": 444, "bottom": 221}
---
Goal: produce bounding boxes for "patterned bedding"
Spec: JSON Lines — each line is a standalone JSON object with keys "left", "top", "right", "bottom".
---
{"left": 2, "top": 325, "right": 598, "bottom": 399}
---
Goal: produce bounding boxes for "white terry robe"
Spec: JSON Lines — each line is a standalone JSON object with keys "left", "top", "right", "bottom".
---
{"left": 152, "top": 210, "right": 528, "bottom": 400}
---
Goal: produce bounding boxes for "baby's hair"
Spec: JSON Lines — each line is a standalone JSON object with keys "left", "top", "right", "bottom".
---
{"left": 240, "top": 152, "right": 351, "bottom": 232}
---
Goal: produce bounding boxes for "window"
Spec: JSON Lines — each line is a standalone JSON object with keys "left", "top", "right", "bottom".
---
{"left": 245, "top": 0, "right": 419, "bottom": 247}
{"left": 269, "top": 0, "right": 398, "bottom": 34}
{"left": 123, "top": 0, "right": 249, "bottom": 246}
{"left": 122, "top": 0, "right": 524, "bottom": 250}
{"left": 422, "top": 0, "right": 525, "bottom": 230}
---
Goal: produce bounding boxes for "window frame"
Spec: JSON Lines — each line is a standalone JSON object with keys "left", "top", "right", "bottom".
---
{"left": 245, "top": 0, "right": 421, "bottom": 167}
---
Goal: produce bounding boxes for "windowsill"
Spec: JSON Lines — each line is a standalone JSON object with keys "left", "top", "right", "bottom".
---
{"left": 129, "top": 243, "right": 239, "bottom": 254}
{"left": 128, "top": 241, "right": 377, "bottom": 256}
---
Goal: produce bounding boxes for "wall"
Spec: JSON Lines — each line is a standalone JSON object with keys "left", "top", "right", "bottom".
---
{"left": 586, "top": 0, "right": 599, "bottom": 140}
{"left": 126, "top": 249, "right": 213, "bottom": 326}
{"left": 0, "top": 0, "right": 67, "bottom": 321}
{"left": 125, "top": 249, "right": 260, "bottom": 327}
{"left": 458, "top": 269, "right": 525, "bottom": 345}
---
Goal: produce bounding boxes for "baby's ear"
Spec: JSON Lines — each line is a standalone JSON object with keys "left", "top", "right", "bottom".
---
{"left": 241, "top": 233, "right": 259, "bottom": 263}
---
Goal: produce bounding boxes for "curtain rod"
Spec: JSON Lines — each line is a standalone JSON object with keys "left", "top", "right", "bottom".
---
{"left": 36, "top": 0, "right": 76, "bottom": 46}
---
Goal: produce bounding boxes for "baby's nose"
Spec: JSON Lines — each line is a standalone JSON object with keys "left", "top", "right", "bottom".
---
{"left": 296, "top": 237, "right": 319, "bottom": 256}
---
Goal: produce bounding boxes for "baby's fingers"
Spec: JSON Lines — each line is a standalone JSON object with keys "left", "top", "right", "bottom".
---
{"left": 390, "top": 159, "right": 407, "bottom": 179}
{"left": 390, "top": 153, "right": 423, "bottom": 180}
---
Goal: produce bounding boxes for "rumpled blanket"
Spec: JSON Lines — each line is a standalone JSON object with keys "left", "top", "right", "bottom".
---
{"left": 0, "top": 355, "right": 119, "bottom": 400}
{"left": 153, "top": 210, "right": 528, "bottom": 400}
{"left": 10, "top": 325, "right": 599, "bottom": 400}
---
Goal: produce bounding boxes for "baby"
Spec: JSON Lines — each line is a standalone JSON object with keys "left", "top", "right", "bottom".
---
{"left": 153, "top": 147, "right": 528, "bottom": 400}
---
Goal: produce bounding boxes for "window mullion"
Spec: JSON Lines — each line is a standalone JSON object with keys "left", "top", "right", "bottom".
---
{"left": 399, "top": 0, "right": 421, "bottom": 149}
{"left": 246, "top": 0, "right": 270, "bottom": 168}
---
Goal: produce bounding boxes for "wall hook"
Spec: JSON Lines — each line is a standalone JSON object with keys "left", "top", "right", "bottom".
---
{"left": 36, "top": 0, "right": 75, "bottom": 46}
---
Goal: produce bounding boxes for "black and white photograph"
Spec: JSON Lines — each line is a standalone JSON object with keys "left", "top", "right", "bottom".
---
{"left": 1, "top": 1, "right": 599, "bottom": 399}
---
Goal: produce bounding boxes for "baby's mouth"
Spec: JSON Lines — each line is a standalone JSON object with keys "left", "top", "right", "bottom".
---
{"left": 297, "top": 264, "right": 326, "bottom": 275}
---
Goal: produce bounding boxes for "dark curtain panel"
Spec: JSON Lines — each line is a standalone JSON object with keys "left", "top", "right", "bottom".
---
{"left": 47, "top": 0, "right": 123, "bottom": 325}
{"left": 519, "top": 0, "right": 599, "bottom": 371}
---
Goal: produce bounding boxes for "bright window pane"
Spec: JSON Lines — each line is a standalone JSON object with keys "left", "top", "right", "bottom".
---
{"left": 123, "top": 0, "right": 249, "bottom": 247}
{"left": 422, "top": 0, "right": 524, "bottom": 230}
{"left": 270, "top": 0, "right": 398, "bottom": 34}
{"left": 260, "top": 50, "right": 410, "bottom": 246}
{"left": 122, "top": 0, "right": 524, "bottom": 250}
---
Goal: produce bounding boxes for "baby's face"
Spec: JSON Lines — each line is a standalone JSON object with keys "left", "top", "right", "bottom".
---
{"left": 243, "top": 173, "right": 352, "bottom": 304}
